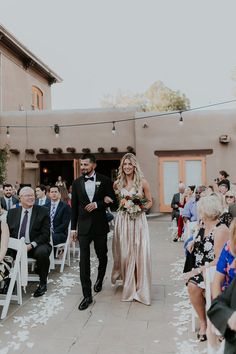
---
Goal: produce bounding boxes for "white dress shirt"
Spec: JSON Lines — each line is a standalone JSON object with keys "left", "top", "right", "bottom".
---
{"left": 85, "top": 173, "right": 96, "bottom": 202}
{"left": 38, "top": 196, "right": 47, "bottom": 205}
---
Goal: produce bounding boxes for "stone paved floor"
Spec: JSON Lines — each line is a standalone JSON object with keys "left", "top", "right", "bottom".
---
{"left": 0, "top": 215, "right": 207, "bottom": 354}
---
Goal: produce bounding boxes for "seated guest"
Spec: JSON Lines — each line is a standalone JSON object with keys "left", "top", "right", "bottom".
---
{"left": 218, "top": 190, "right": 235, "bottom": 227}
{"left": 35, "top": 185, "right": 50, "bottom": 206}
{"left": 48, "top": 186, "right": 71, "bottom": 245}
{"left": 171, "top": 182, "right": 185, "bottom": 222}
{"left": 182, "top": 186, "right": 205, "bottom": 223}
{"left": 175, "top": 186, "right": 196, "bottom": 241}
{"left": 7, "top": 187, "right": 51, "bottom": 297}
{"left": 212, "top": 218, "right": 236, "bottom": 298}
{"left": 0, "top": 184, "right": 18, "bottom": 211}
{"left": 185, "top": 194, "right": 229, "bottom": 342}
{"left": 207, "top": 277, "right": 236, "bottom": 354}
{"left": 218, "top": 170, "right": 230, "bottom": 188}
{"left": 218, "top": 179, "right": 230, "bottom": 196}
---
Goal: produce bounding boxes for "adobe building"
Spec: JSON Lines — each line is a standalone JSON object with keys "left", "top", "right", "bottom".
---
{"left": 0, "top": 107, "right": 235, "bottom": 213}
{"left": 0, "top": 23, "right": 235, "bottom": 213}
{"left": 0, "top": 24, "right": 61, "bottom": 111}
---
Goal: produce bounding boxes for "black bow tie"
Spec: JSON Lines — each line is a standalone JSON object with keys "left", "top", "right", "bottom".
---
{"left": 84, "top": 176, "right": 94, "bottom": 182}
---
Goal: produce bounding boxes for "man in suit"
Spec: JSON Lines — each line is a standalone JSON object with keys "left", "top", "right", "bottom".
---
{"left": 171, "top": 182, "right": 185, "bottom": 221}
{"left": 35, "top": 185, "right": 50, "bottom": 207}
{"left": 207, "top": 277, "right": 236, "bottom": 354}
{"left": 7, "top": 186, "right": 51, "bottom": 297}
{"left": 71, "top": 154, "right": 115, "bottom": 310}
{"left": 0, "top": 183, "right": 18, "bottom": 210}
{"left": 48, "top": 185, "right": 71, "bottom": 245}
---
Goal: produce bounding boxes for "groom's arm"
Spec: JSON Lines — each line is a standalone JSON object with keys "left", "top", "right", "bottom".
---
{"left": 96, "top": 177, "right": 116, "bottom": 210}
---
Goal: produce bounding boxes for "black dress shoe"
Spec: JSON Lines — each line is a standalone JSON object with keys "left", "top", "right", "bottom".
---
{"left": 78, "top": 296, "right": 93, "bottom": 310}
{"left": 33, "top": 284, "right": 47, "bottom": 298}
{"left": 197, "top": 332, "right": 207, "bottom": 342}
{"left": 94, "top": 279, "right": 103, "bottom": 293}
{"left": 0, "top": 278, "right": 10, "bottom": 294}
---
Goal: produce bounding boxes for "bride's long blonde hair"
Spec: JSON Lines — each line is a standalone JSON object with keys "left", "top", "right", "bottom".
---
{"left": 116, "top": 153, "right": 144, "bottom": 193}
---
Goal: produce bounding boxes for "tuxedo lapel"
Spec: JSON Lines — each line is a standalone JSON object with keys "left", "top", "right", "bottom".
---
{"left": 54, "top": 201, "right": 62, "bottom": 219}
{"left": 80, "top": 178, "right": 90, "bottom": 203}
{"left": 93, "top": 174, "right": 102, "bottom": 201}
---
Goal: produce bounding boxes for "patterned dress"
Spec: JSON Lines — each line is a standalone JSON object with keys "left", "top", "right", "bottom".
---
{"left": 188, "top": 227, "right": 215, "bottom": 289}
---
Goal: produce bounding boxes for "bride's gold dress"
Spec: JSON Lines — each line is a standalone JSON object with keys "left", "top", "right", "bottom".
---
{"left": 111, "top": 188, "right": 152, "bottom": 305}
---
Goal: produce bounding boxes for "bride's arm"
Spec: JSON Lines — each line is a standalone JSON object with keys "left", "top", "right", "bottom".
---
{"left": 142, "top": 179, "right": 152, "bottom": 209}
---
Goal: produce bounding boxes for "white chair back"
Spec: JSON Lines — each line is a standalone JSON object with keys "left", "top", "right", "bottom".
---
{"left": 53, "top": 222, "right": 71, "bottom": 273}
{"left": 0, "top": 237, "right": 27, "bottom": 319}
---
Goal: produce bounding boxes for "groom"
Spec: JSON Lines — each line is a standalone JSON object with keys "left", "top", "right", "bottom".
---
{"left": 71, "top": 154, "right": 115, "bottom": 310}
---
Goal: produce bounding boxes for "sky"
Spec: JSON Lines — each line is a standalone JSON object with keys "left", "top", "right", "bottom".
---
{"left": 1, "top": 0, "right": 236, "bottom": 111}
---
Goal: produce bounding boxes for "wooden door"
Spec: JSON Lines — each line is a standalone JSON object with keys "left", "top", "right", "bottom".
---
{"left": 159, "top": 156, "right": 206, "bottom": 212}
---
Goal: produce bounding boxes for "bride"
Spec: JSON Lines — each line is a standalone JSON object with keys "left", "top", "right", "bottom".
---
{"left": 111, "top": 153, "right": 152, "bottom": 305}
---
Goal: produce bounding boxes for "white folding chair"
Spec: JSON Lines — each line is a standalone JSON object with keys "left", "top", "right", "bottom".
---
{"left": 191, "top": 306, "right": 198, "bottom": 332}
{"left": 27, "top": 258, "right": 39, "bottom": 282}
{"left": 205, "top": 265, "right": 225, "bottom": 354}
{"left": 53, "top": 223, "right": 71, "bottom": 273}
{"left": 169, "top": 218, "right": 178, "bottom": 239}
{"left": 0, "top": 237, "right": 27, "bottom": 319}
{"left": 28, "top": 235, "right": 56, "bottom": 281}
{"left": 205, "top": 265, "right": 216, "bottom": 311}
{"left": 70, "top": 240, "right": 80, "bottom": 260}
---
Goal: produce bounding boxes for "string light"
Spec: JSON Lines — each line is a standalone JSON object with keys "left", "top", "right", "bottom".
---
{"left": 54, "top": 124, "right": 60, "bottom": 137}
{"left": 179, "top": 112, "right": 183, "bottom": 126}
{"left": 6, "top": 126, "right": 10, "bottom": 138}
{"left": 112, "top": 121, "right": 116, "bottom": 135}
{"left": 0, "top": 98, "right": 235, "bottom": 132}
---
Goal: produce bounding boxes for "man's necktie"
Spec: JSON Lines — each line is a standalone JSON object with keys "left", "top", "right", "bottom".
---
{"left": 7, "top": 198, "right": 11, "bottom": 211}
{"left": 84, "top": 176, "right": 94, "bottom": 182}
{"left": 39, "top": 199, "right": 42, "bottom": 206}
{"left": 19, "top": 210, "right": 28, "bottom": 239}
{"left": 50, "top": 203, "right": 56, "bottom": 232}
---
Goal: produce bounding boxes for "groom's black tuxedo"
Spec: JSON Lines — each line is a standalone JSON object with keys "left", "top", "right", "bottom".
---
{"left": 71, "top": 172, "right": 115, "bottom": 298}
{"left": 71, "top": 173, "right": 115, "bottom": 234}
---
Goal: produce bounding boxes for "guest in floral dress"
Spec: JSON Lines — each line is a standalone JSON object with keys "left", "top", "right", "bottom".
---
{"left": 185, "top": 194, "right": 229, "bottom": 341}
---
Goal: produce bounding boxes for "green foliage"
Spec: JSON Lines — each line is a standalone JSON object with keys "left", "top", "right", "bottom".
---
{"left": 101, "top": 80, "right": 190, "bottom": 112}
{"left": 0, "top": 147, "right": 8, "bottom": 185}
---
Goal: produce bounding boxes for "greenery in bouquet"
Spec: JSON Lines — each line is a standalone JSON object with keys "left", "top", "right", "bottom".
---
{"left": 116, "top": 192, "right": 147, "bottom": 219}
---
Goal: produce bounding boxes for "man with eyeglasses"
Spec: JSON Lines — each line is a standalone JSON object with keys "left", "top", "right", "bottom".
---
{"left": 182, "top": 186, "right": 206, "bottom": 223}
{"left": 6, "top": 187, "right": 51, "bottom": 297}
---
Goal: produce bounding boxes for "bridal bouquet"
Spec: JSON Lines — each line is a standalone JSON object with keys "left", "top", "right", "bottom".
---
{"left": 117, "top": 193, "right": 147, "bottom": 219}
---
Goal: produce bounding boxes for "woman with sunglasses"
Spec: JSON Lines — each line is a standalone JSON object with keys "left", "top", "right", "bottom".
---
{"left": 217, "top": 191, "right": 235, "bottom": 228}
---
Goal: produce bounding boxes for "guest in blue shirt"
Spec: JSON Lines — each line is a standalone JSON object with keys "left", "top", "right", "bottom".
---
{"left": 212, "top": 218, "right": 236, "bottom": 299}
{"left": 183, "top": 186, "right": 206, "bottom": 222}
